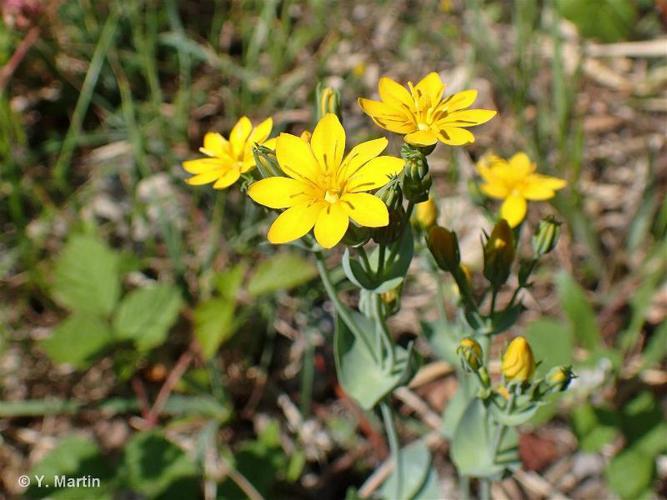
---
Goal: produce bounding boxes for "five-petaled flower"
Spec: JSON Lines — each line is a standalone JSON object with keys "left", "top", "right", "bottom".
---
{"left": 476, "top": 152, "right": 567, "bottom": 227}
{"left": 182, "top": 116, "right": 275, "bottom": 189}
{"left": 358, "top": 72, "right": 496, "bottom": 147}
{"left": 248, "top": 113, "right": 405, "bottom": 249}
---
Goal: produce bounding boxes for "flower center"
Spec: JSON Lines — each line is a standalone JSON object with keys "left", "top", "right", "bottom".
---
{"left": 417, "top": 122, "right": 430, "bottom": 131}
{"left": 324, "top": 190, "right": 340, "bottom": 204}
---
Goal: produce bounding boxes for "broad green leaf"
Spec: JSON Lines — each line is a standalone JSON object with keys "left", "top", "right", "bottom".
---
{"left": 641, "top": 314, "right": 667, "bottom": 369}
{"left": 605, "top": 448, "right": 655, "bottom": 499}
{"left": 28, "top": 436, "right": 114, "bottom": 499}
{"left": 523, "top": 319, "right": 573, "bottom": 376}
{"left": 422, "top": 319, "right": 461, "bottom": 365}
{"left": 334, "top": 313, "right": 415, "bottom": 410}
{"left": 571, "top": 404, "right": 621, "bottom": 453}
{"left": 122, "top": 431, "right": 198, "bottom": 498}
{"left": 451, "top": 398, "right": 519, "bottom": 478}
{"left": 490, "top": 402, "right": 541, "bottom": 426}
{"left": 247, "top": 252, "right": 316, "bottom": 296}
{"left": 412, "top": 466, "right": 441, "bottom": 500}
{"left": 342, "top": 226, "right": 414, "bottom": 293}
{"left": 556, "top": 0, "right": 636, "bottom": 43}
{"left": 113, "top": 285, "right": 182, "bottom": 351}
{"left": 193, "top": 297, "right": 237, "bottom": 360}
{"left": 556, "top": 272, "right": 601, "bottom": 351}
{"left": 380, "top": 440, "right": 431, "bottom": 500}
{"left": 52, "top": 234, "right": 120, "bottom": 316}
{"left": 41, "top": 313, "right": 113, "bottom": 368}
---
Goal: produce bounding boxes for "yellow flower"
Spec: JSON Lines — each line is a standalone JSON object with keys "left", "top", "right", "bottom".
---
{"left": 501, "top": 336, "right": 536, "bottom": 383}
{"left": 457, "top": 337, "right": 483, "bottom": 371}
{"left": 247, "top": 114, "right": 405, "bottom": 249}
{"left": 358, "top": 72, "right": 496, "bottom": 147}
{"left": 476, "top": 152, "right": 567, "bottom": 227}
{"left": 182, "top": 116, "right": 275, "bottom": 189}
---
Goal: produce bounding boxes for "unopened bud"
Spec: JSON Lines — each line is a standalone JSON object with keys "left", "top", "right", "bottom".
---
{"left": 483, "top": 219, "right": 515, "bottom": 288}
{"left": 427, "top": 226, "right": 460, "bottom": 272}
{"left": 372, "top": 181, "right": 404, "bottom": 244}
{"left": 316, "top": 84, "right": 341, "bottom": 121}
{"left": 457, "top": 337, "right": 483, "bottom": 371}
{"left": 546, "top": 365, "right": 575, "bottom": 392}
{"left": 414, "top": 198, "right": 438, "bottom": 229}
{"left": 401, "top": 146, "right": 432, "bottom": 203}
{"left": 253, "top": 145, "right": 281, "bottom": 178}
{"left": 501, "top": 336, "right": 535, "bottom": 383}
{"left": 532, "top": 216, "right": 561, "bottom": 257}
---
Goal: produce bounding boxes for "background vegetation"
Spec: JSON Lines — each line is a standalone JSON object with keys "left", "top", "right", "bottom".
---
{"left": 1, "top": 0, "right": 666, "bottom": 498}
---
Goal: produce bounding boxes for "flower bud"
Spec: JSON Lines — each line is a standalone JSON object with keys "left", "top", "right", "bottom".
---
{"left": 427, "top": 225, "right": 460, "bottom": 272}
{"left": 483, "top": 219, "right": 515, "bottom": 288}
{"left": 316, "top": 84, "right": 341, "bottom": 121}
{"left": 372, "top": 181, "right": 405, "bottom": 244}
{"left": 401, "top": 146, "right": 432, "bottom": 203}
{"left": 532, "top": 216, "right": 561, "bottom": 257}
{"left": 546, "top": 365, "right": 575, "bottom": 392}
{"left": 252, "top": 144, "right": 282, "bottom": 178}
{"left": 414, "top": 198, "right": 438, "bottom": 229}
{"left": 501, "top": 336, "right": 536, "bottom": 383}
{"left": 457, "top": 337, "right": 483, "bottom": 371}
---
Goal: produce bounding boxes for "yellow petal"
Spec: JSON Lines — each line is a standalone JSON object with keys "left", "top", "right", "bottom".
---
{"left": 378, "top": 76, "right": 414, "bottom": 111}
{"left": 229, "top": 116, "right": 253, "bottom": 158}
{"left": 437, "top": 127, "right": 475, "bottom": 146}
{"left": 183, "top": 158, "right": 228, "bottom": 174}
{"left": 248, "top": 117, "right": 273, "bottom": 145}
{"left": 340, "top": 193, "right": 389, "bottom": 227}
{"left": 186, "top": 170, "right": 223, "bottom": 186}
{"left": 347, "top": 156, "right": 405, "bottom": 192}
{"left": 500, "top": 194, "right": 527, "bottom": 227}
{"left": 314, "top": 202, "right": 349, "bottom": 249}
{"left": 202, "top": 132, "right": 230, "bottom": 157}
{"left": 405, "top": 129, "right": 438, "bottom": 146}
{"left": 414, "top": 72, "right": 445, "bottom": 105}
{"left": 441, "top": 89, "right": 478, "bottom": 112}
{"left": 248, "top": 177, "right": 311, "bottom": 208}
{"left": 263, "top": 137, "right": 277, "bottom": 150}
{"left": 521, "top": 175, "right": 567, "bottom": 200}
{"left": 267, "top": 202, "right": 322, "bottom": 244}
{"left": 311, "top": 113, "right": 345, "bottom": 174}
{"left": 480, "top": 182, "right": 509, "bottom": 199}
{"left": 339, "top": 137, "right": 387, "bottom": 179}
{"left": 358, "top": 98, "right": 415, "bottom": 134}
{"left": 213, "top": 168, "right": 241, "bottom": 189}
{"left": 508, "top": 152, "right": 535, "bottom": 176}
{"left": 275, "top": 133, "right": 321, "bottom": 180}
{"left": 439, "top": 109, "right": 497, "bottom": 127}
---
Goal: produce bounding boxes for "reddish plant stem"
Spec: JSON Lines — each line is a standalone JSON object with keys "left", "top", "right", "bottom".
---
{"left": 132, "top": 377, "right": 151, "bottom": 420}
{"left": 145, "top": 341, "right": 197, "bottom": 427}
{"left": 0, "top": 26, "right": 40, "bottom": 91}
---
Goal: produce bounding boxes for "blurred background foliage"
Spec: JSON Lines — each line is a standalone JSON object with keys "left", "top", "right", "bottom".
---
{"left": 1, "top": 0, "right": 666, "bottom": 498}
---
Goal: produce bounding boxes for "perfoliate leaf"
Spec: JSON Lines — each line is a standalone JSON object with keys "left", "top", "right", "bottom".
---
{"left": 380, "top": 440, "right": 431, "bottom": 500}
{"left": 113, "top": 285, "right": 182, "bottom": 351}
{"left": 41, "top": 313, "right": 113, "bottom": 368}
{"left": 52, "top": 234, "right": 120, "bottom": 317}
{"left": 334, "top": 313, "right": 415, "bottom": 410}
{"left": 247, "top": 252, "right": 316, "bottom": 296}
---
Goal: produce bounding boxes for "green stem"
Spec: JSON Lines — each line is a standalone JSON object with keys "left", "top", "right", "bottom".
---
{"left": 358, "top": 246, "right": 372, "bottom": 274}
{"left": 315, "top": 252, "right": 378, "bottom": 363}
{"left": 376, "top": 244, "right": 386, "bottom": 278}
{"left": 459, "top": 476, "right": 471, "bottom": 500}
{"left": 490, "top": 287, "right": 498, "bottom": 315}
{"left": 479, "top": 478, "right": 491, "bottom": 500}
{"left": 380, "top": 402, "right": 402, "bottom": 500}
{"left": 492, "top": 391, "right": 516, "bottom": 463}
{"left": 372, "top": 292, "right": 395, "bottom": 369}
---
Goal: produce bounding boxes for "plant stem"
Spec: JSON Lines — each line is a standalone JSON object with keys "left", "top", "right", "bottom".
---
{"left": 315, "top": 252, "right": 378, "bottom": 363}
{"left": 380, "top": 401, "right": 402, "bottom": 500}
{"left": 376, "top": 244, "right": 386, "bottom": 278}
{"left": 358, "top": 246, "right": 372, "bottom": 274}
{"left": 459, "top": 476, "right": 471, "bottom": 500}
{"left": 479, "top": 478, "right": 491, "bottom": 500}
{"left": 372, "top": 292, "right": 395, "bottom": 369}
